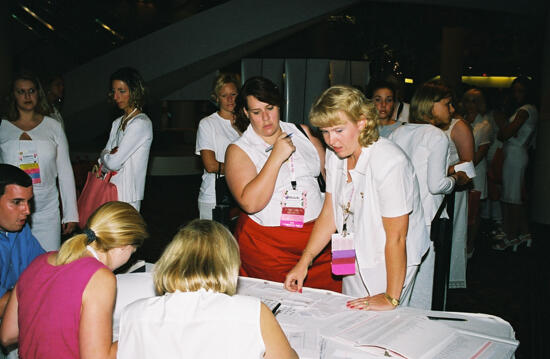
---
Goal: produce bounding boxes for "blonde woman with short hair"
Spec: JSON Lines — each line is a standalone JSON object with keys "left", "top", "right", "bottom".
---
{"left": 195, "top": 73, "right": 241, "bottom": 219}
{"left": 0, "top": 201, "right": 148, "bottom": 359}
{"left": 117, "top": 219, "right": 297, "bottom": 359}
{"left": 285, "top": 86, "right": 430, "bottom": 311}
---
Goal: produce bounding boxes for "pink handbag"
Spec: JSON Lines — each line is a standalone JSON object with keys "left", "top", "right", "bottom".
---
{"left": 77, "top": 166, "right": 118, "bottom": 229}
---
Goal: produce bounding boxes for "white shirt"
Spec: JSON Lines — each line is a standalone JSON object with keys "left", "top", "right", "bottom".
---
{"left": 100, "top": 113, "right": 153, "bottom": 203}
{"left": 233, "top": 121, "right": 324, "bottom": 226}
{"left": 118, "top": 289, "right": 265, "bottom": 359}
{"left": 507, "top": 104, "right": 538, "bottom": 149}
{"left": 0, "top": 116, "right": 78, "bottom": 223}
{"left": 444, "top": 119, "right": 460, "bottom": 166}
{"left": 390, "top": 123, "right": 455, "bottom": 224}
{"left": 395, "top": 102, "right": 410, "bottom": 123}
{"left": 195, "top": 112, "right": 240, "bottom": 204}
{"left": 326, "top": 138, "right": 429, "bottom": 295}
{"left": 471, "top": 114, "right": 492, "bottom": 198}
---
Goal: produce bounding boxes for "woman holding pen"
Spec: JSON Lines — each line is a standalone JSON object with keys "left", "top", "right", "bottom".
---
{"left": 225, "top": 76, "right": 340, "bottom": 292}
{"left": 284, "top": 86, "right": 429, "bottom": 310}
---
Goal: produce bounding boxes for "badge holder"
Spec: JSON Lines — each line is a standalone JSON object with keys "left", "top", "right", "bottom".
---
{"left": 331, "top": 224, "right": 356, "bottom": 275}
{"left": 280, "top": 180, "right": 306, "bottom": 228}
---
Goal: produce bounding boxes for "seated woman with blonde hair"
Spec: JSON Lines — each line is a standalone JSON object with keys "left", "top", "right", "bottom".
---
{"left": 117, "top": 219, "right": 297, "bottom": 359}
{"left": 0, "top": 201, "right": 148, "bottom": 359}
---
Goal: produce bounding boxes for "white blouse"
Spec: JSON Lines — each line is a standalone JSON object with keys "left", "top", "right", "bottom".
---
{"left": 118, "top": 289, "right": 265, "bottom": 359}
{"left": 0, "top": 117, "right": 78, "bottom": 223}
{"left": 390, "top": 123, "right": 455, "bottom": 225}
{"left": 100, "top": 113, "right": 153, "bottom": 203}
{"left": 233, "top": 121, "right": 324, "bottom": 226}
{"left": 195, "top": 112, "right": 240, "bottom": 204}
{"left": 326, "top": 138, "right": 429, "bottom": 293}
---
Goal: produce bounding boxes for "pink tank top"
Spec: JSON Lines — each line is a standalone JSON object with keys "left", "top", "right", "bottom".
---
{"left": 17, "top": 252, "right": 107, "bottom": 359}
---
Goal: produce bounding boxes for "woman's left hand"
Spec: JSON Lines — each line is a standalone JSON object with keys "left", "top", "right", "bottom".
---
{"left": 346, "top": 293, "right": 397, "bottom": 311}
{"left": 62, "top": 222, "right": 78, "bottom": 235}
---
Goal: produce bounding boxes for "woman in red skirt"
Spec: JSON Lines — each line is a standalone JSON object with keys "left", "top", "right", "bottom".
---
{"left": 225, "top": 77, "right": 341, "bottom": 292}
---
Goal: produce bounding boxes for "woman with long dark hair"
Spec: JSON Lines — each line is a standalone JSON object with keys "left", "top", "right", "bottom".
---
{"left": 493, "top": 76, "right": 538, "bottom": 250}
{"left": 99, "top": 67, "right": 153, "bottom": 211}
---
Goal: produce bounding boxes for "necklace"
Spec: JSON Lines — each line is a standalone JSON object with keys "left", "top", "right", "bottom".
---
{"left": 86, "top": 245, "right": 100, "bottom": 261}
{"left": 119, "top": 108, "right": 138, "bottom": 130}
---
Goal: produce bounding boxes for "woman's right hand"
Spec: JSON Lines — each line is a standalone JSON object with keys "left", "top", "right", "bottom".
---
{"left": 453, "top": 171, "right": 470, "bottom": 186}
{"left": 270, "top": 132, "right": 296, "bottom": 164}
{"left": 284, "top": 262, "right": 309, "bottom": 293}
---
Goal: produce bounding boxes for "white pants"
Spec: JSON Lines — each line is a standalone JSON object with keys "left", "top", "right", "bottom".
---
{"left": 409, "top": 241, "right": 435, "bottom": 309}
{"left": 342, "top": 262, "right": 418, "bottom": 306}
{"left": 31, "top": 186, "right": 61, "bottom": 251}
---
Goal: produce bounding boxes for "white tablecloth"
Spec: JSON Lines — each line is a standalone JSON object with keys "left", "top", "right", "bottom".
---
{"left": 114, "top": 273, "right": 517, "bottom": 359}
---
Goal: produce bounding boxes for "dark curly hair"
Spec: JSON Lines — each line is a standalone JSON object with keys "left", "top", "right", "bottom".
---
{"left": 109, "top": 67, "right": 147, "bottom": 110}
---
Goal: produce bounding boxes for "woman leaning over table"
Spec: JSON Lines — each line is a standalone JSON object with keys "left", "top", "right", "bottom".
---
{"left": 99, "top": 67, "right": 153, "bottom": 211}
{"left": 195, "top": 73, "right": 241, "bottom": 219}
{"left": 225, "top": 76, "right": 340, "bottom": 292}
{"left": 0, "top": 201, "right": 148, "bottom": 359}
{"left": 117, "top": 219, "right": 297, "bottom": 359}
{"left": 284, "top": 86, "right": 429, "bottom": 310}
{"left": 0, "top": 70, "right": 78, "bottom": 251}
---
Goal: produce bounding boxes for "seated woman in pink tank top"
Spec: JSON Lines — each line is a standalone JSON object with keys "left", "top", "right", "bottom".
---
{"left": 0, "top": 201, "right": 148, "bottom": 359}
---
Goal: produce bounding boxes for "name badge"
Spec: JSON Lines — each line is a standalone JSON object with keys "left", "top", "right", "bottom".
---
{"left": 331, "top": 232, "right": 356, "bottom": 275}
{"left": 280, "top": 188, "right": 306, "bottom": 228}
{"left": 18, "top": 142, "right": 41, "bottom": 184}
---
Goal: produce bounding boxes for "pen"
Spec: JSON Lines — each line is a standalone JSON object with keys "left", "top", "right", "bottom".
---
{"left": 272, "top": 303, "right": 281, "bottom": 315}
{"left": 265, "top": 133, "right": 293, "bottom": 152}
{"left": 427, "top": 316, "right": 467, "bottom": 322}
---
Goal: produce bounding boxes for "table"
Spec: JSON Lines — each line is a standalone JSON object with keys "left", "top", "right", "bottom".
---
{"left": 113, "top": 273, "right": 518, "bottom": 359}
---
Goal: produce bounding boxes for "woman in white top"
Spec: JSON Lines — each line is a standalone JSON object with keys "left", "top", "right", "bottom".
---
{"left": 389, "top": 81, "right": 469, "bottom": 309}
{"left": 99, "top": 67, "right": 153, "bottom": 211}
{"left": 462, "top": 89, "right": 492, "bottom": 256}
{"left": 443, "top": 97, "right": 475, "bottom": 289}
{"left": 225, "top": 77, "right": 340, "bottom": 292}
{"left": 117, "top": 219, "right": 297, "bottom": 359}
{"left": 0, "top": 70, "right": 78, "bottom": 250}
{"left": 493, "top": 76, "right": 538, "bottom": 250}
{"left": 285, "top": 86, "right": 429, "bottom": 311}
{"left": 195, "top": 73, "right": 241, "bottom": 219}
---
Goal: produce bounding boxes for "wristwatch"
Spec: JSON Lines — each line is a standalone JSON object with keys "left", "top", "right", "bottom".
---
{"left": 384, "top": 293, "right": 400, "bottom": 307}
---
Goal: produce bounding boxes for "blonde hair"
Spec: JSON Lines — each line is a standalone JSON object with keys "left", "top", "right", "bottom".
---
{"left": 410, "top": 81, "right": 452, "bottom": 125}
{"left": 309, "top": 85, "right": 379, "bottom": 148}
{"left": 154, "top": 219, "right": 240, "bottom": 296}
{"left": 56, "top": 201, "right": 148, "bottom": 265}
{"left": 211, "top": 73, "right": 241, "bottom": 103}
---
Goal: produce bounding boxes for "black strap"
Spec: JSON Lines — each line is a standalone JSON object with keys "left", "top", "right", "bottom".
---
{"left": 295, "top": 123, "right": 308, "bottom": 138}
{"left": 395, "top": 102, "right": 404, "bottom": 121}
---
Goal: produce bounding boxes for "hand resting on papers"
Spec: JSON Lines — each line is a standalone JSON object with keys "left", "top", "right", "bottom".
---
{"left": 346, "top": 293, "right": 397, "bottom": 311}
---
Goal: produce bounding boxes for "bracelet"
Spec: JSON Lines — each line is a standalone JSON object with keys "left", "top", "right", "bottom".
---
{"left": 384, "top": 293, "right": 400, "bottom": 307}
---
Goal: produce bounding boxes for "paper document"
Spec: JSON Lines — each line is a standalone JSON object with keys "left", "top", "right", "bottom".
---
{"left": 454, "top": 161, "right": 476, "bottom": 178}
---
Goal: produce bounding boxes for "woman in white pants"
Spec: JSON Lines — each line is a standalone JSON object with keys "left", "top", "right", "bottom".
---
{"left": 390, "top": 81, "right": 469, "bottom": 309}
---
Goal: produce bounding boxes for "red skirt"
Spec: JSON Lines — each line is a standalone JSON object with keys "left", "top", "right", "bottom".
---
{"left": 234, "top": 213, "right": 342, "bottom": 293}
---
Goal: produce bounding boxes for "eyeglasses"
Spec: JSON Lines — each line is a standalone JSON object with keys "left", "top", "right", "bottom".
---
{"left": 15, "top": 88, "right": 37, "bottom": 96}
